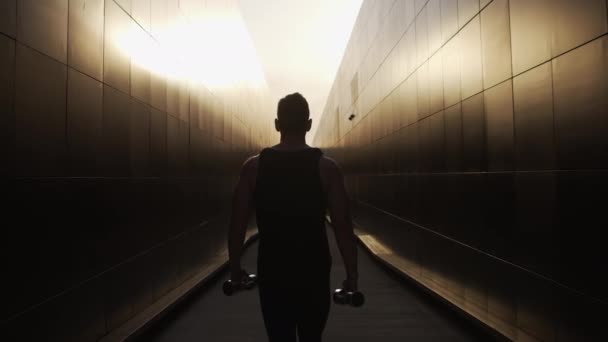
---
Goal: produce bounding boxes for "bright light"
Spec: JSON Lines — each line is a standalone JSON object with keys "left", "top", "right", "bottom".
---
{"left": 115, "top": 24, "right": 179, "bottom": 79}
{"left": 114, "top": 5, "right": 267, "bottom": 90}
{"left": 237, "top": 0, "right": 363, "bottom": 139}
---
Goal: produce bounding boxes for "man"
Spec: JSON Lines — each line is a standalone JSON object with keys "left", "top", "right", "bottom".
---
{"left": 228, "top": 92, "right": 358, "bottom": 342}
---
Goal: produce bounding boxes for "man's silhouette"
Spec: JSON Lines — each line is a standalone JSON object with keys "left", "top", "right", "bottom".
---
{"left": 228, "top": 92, "right": 358, "bottom": 342}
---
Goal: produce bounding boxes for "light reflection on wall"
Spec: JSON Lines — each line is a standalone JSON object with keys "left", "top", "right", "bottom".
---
{"left": 115, "top": 1, "right": 266, "bottom": 90}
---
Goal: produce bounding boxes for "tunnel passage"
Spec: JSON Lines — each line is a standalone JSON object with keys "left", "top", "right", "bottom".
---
{"left": 1, "top": 0, "right": 607, "bottom": 341}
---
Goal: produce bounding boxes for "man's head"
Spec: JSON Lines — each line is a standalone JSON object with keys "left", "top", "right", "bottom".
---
{"left": 275, "top": 93, "right": 312, "bottom": 135}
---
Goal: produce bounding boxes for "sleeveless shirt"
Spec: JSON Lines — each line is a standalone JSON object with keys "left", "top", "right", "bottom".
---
{"left": 253, "top": 147, "right": 331, "bottom": 284}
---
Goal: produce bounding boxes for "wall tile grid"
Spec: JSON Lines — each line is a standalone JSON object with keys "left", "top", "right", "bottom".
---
{"left": 1, "top": 0, "right": 275, "bottom": 340}
{"left": 314, "top": 0, "right": 608, "bottom": 341}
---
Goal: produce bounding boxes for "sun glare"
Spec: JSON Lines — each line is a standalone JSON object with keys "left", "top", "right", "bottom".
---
{"left": 115, "top": 6, "right": 267, "bottom": 90}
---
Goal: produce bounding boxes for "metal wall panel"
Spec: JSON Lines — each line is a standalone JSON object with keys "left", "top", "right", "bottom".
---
{"left": 67, "top": 69, "right": 103, "bottom": 176}
{"left": 313, "top": 2, "right": 608, "bottom": 338}
{"left": 68, "top": 0, "right": 104, "bottom": 81}
{"left": 3, "top": 1, "right": 275, "bottom": 339}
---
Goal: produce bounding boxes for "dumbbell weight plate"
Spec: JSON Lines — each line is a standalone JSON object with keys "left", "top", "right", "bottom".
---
{"left": 333, "top": 289, "right": 348, "bottom": 305}
{"left": 350, "top": 292, "right": 365, "bottom": 307}
{"left": 243, "top": 274, "right": 257, "bottom": 289}
{"left": 223, "top": 280, "right": 236, "bottom": 296}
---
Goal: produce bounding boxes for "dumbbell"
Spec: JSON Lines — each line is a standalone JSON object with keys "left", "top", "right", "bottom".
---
{"left": 222, "top": 271, "right": 258, "bottom": 296}
{"left": 333, "top": 288, "right": 365, "bottom": 307}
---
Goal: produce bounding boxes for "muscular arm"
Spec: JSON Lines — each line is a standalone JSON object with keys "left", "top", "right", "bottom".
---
{"left": 228, "top": 156, "right": 257, "bottom": 281}
{"left": 322, "top": 157, "right": 358, "bottom": 289}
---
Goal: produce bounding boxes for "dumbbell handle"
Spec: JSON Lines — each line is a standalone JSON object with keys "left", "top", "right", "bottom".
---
{"left": 223, "top": 273, "right": 257, "bottom": 296}
{"left": 333, "top": 288, "right": 365, "bottom": 307}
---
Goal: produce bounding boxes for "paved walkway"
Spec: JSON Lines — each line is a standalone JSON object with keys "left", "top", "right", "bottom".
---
{"left": 141, "top": 225, "right": 496, "bottom": 341}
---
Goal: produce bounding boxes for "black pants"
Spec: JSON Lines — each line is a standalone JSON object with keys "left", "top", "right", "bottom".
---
{"left": 258, "top": 277, "right": 331, "bottom": 342}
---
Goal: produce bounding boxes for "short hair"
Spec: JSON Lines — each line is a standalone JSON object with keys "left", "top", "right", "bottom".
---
{"left": 277, "top": 92, "right": 309, "bottom": 133}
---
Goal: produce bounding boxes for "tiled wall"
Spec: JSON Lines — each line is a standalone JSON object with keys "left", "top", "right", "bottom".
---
{"left": 0, "top": 0, "right": 275, "bottom": 340}
{"left": 314, "top": 0, "right": 607, "bottom": 340}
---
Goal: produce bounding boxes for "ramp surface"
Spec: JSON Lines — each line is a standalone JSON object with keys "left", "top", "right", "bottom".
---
{"left": 141, "top": 225, "right": 497, "bottom": 341}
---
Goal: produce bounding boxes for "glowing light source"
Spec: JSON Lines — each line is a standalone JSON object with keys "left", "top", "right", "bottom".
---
{"left": 114, "top": 5, "right": 267, "bottom": 90}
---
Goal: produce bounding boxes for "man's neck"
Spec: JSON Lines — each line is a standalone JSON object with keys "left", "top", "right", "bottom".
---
{"left": 276, "top": 134, "right": 308, "bottom": 149}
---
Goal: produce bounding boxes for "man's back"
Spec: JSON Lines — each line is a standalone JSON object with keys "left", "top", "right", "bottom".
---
{"left": 253, "top": 147, "right": 331, "bottom": 284}
{"left": 233, "top": 146, "right": 356, "bottom": 287}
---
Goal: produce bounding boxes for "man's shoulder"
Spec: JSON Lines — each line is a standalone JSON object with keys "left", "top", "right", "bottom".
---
{"left": 239, "top": 155, "right": 259, "bottom": 186}
{"left": 319, "top": 155, "right": 340, "bottom": 170}
{"left": 242, "top": 154, "right": 259, "bottom": 171}
{"left": 319, "top": 155, "right": 343, "bottom": 180}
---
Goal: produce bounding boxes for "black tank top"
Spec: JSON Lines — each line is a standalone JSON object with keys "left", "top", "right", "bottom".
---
{"left": 254, "top": 147, "right": 331, "bottom": 283}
